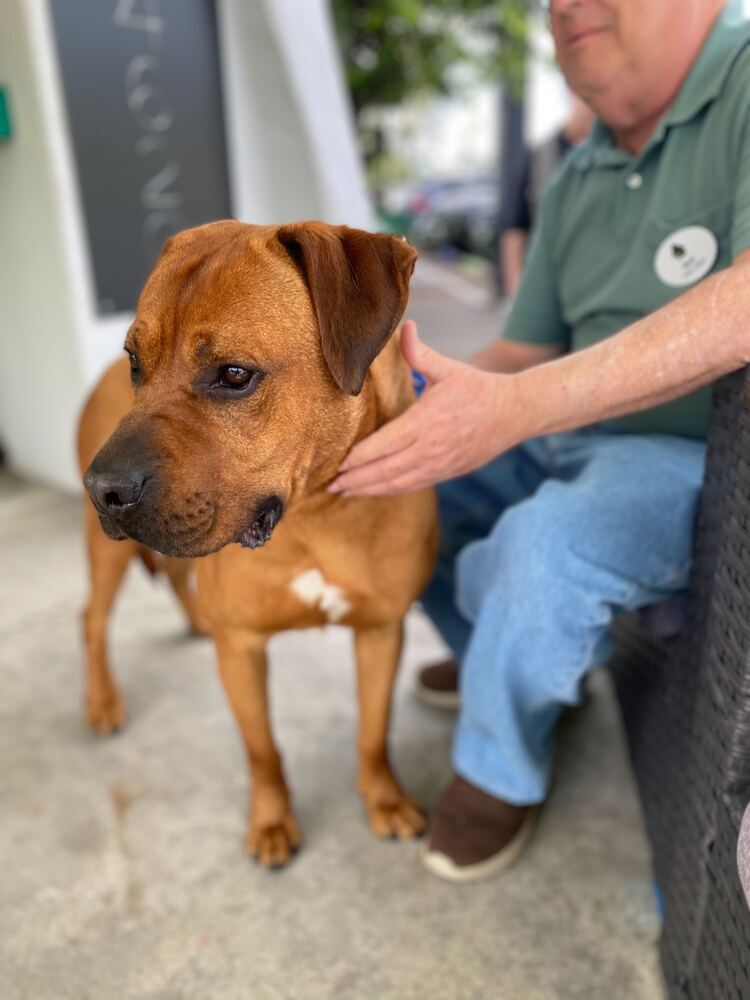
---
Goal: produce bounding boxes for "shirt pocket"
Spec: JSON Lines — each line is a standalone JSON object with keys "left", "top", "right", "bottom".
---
{"left": 641, "top": 200, "right": 733, "bottom": 308}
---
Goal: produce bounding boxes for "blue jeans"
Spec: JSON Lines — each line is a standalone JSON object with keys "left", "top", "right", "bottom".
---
{"left": 421, "top": 427, "right": 706, "bottom": 805}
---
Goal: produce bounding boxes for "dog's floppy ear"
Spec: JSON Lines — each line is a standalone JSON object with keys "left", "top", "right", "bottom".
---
{"left": 277, "top": 222, "right": 417, "bottom": 395}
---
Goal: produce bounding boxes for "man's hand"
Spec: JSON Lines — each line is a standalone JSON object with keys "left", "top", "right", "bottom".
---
{"left": 328, "top": 321, "right": 517, "bottom": 496}
{"left": 329, "top": 255, "right": 750, "bottom": 498}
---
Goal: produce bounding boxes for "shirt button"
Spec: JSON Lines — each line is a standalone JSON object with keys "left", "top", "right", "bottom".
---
{"left": 626, "top": 172, "right": 643, "bottom": 190}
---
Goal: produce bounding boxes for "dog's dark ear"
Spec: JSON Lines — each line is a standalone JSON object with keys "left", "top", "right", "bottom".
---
{"left": 277, "top": 222, "right": 417, "bottom": 395}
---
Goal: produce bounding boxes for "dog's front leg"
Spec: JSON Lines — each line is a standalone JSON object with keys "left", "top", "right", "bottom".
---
{"left": 83, "top": 506, "right": 132, "bottom": 734}
{"left": 214, "top": 628, "right": 301, "bottom": 867}
{"left": 354, "top": 621, "right": 426, "bottom": 839}
{"left": 162, "top": 557, "right": 211, "bottom": 636}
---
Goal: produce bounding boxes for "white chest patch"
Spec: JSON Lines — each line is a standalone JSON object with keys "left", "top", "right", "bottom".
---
{"left": 289, "top": 569, "right": 351, "bottom": 623}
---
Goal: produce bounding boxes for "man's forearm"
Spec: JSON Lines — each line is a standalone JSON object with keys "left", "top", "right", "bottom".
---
{"left": 330, "top": 263, "right": 750, "bottom": 498}
{"left": 507, "top": 264, "right": 750, "bottom": 441}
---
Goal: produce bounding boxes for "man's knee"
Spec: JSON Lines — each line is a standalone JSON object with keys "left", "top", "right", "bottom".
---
{"left": 455, "top": 478, "right": 645, "bottom": 634}
{"left": 455, "top": 496, "right": 572, "bottom": 624}
{"left": 433, "top": 449, "right": 537, "bottom": 565}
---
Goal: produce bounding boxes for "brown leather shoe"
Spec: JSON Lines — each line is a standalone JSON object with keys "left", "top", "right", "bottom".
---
{"left": 422, "top": 774, "right": 537, "bottom": 882}
{"left": 414, "top": 657, "right": 460, "bottom": 711}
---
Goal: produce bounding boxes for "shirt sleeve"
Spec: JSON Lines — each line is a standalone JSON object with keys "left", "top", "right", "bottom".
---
{"left": 501, "top": 190, "right": 571, "bottom": 347}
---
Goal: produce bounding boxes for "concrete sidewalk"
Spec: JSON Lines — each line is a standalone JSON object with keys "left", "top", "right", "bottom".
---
{"left": 0, "top": 270, "right": 663, "bottom": 999}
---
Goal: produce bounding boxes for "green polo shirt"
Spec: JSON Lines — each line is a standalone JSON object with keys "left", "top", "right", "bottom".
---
{"left": 503, "top": 6, "right": 750, "bottom": 438}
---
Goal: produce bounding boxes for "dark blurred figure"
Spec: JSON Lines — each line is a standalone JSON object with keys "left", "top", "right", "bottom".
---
{"left": 499, "top": 95, "right": 593, "bottom": 299}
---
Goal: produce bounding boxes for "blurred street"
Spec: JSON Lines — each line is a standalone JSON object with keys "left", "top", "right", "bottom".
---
{"left": 409, "top": 255, "right": 502, "bottom": 360}
{"left": 0, "top": 262, "right": 663, "bottom": 1000}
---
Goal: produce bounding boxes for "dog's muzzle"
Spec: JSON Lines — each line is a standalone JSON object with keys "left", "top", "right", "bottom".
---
{"left": 84, "top": 448, "right": 217, "bottom": 556}
{"left": 85, "top": 466, "right": 148, "bottom": 518}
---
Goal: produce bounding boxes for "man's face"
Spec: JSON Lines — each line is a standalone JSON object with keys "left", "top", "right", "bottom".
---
{"left": 548, "top": 0, "right": 708, "bottom": 116}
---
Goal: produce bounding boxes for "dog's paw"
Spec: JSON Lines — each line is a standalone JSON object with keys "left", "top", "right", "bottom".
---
{"left": 86, "top": 692, "right": 126, "bottom": 735}
{"left": 247, "top": 813, "right": 302, "bottom": 869}
{"left": 359, "top": 768, "right": 426, "bottom": 839}
{"left": 365, "top": 794, "right": 427, "bottom": 840}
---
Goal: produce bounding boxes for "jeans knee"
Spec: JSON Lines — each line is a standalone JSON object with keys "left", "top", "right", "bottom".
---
{"left": 457, "top": 496, "right": 624, "bottom": 649}
{"left": 456, "top": 502, "right": 556, "bottom": 614}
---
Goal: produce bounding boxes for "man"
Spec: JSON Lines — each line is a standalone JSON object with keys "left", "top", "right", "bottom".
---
{"left": 330, "top": 0, "right": 750, "bottom": 881}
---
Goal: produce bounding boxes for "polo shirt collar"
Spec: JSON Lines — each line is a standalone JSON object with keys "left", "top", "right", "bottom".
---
{"left": 664, "top": 5, "right": 750, "bottom": 127}
{"left": 571, "top": 5, "right": 750, "bottom": 170}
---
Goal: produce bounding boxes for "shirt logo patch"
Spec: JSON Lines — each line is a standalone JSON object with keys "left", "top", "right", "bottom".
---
{"left": 654, "top": 226, "right": 718, "bottom": 287}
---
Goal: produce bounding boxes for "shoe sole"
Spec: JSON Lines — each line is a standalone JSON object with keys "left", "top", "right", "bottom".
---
{"left": 421, "top": 807, "right": 539, "bottom": 883}
{"left": 413, "top": 683, "right": 461, "bottom": 712}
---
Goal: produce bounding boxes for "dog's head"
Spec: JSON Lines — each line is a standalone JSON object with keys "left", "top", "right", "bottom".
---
{"left": 84, "top": 220, "right": 417, "bottom": 557}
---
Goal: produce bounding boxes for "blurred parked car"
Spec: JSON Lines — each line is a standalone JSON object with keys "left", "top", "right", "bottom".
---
{"left": 403, "top": 176, "right": 501, "bottom": 258}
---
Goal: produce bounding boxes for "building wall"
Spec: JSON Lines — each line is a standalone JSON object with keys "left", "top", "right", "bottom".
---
{"left": 0, "top": 0, "right": 93, "bottom": 492}
{"left": 0, "top": 0, "right": 370, "bottom": 493}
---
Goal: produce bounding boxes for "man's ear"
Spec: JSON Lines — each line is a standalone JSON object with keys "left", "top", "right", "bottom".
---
{"left": 277, "top": 222, "right": 417, "bottom": 395}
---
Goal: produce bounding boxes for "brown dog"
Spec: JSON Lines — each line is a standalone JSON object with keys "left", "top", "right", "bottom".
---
{"left": 83, "top": 220, "right": 438, "bottom": 866}
{"left": 78, "top": 359, "right": 209, "bottom": 734}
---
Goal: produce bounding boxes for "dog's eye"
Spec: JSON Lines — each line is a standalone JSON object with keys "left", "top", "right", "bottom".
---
{"left": 220, "top": 366, "right": 252, "bottom": 389}
{"left": 126, "top": 349, "right": 141, "bottom": 386}
{"left": 215, "top": 366, "right": 262, "bottom": 394}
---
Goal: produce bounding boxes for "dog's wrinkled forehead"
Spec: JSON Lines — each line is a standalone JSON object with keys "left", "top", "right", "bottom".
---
{"left": 129, "top": 219, "right": 416, "bottom": 396}
{"left": 130, "top": 222, "right": 313, "bottom": 370}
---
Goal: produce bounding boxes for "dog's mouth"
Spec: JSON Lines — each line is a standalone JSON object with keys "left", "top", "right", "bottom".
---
{"left": 236, "top": 495, "right": 285, "bottom": 549}
{"left": 95, "top": 493, "right": 219, "bottom": 558}
{"left": 97, "top": 516, "right": 130, "bottom": 542}
{"left": 93, "top": 491, "right": 284, "bottom": 556}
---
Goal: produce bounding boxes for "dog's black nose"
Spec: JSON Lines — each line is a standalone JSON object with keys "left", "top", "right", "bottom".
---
{"left": 85, "top": 466, "right": 148, "bottom": 514}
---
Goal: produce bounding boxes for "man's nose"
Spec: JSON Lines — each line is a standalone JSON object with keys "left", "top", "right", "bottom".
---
{"left": 84, "top": 463, "right": 148, "bottom": 515}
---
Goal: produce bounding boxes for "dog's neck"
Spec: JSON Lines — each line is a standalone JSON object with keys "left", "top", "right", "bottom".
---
{"left": 293, "top": 338, "right": 411, "bottom": 507}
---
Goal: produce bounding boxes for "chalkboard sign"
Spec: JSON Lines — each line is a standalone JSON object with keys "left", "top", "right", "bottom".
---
{"left": 50, "top": 0, "right": 232, "bottom": 314}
